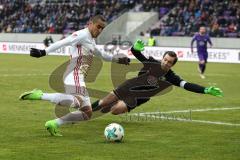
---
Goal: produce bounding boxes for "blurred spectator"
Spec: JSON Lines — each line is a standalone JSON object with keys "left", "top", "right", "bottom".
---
{"left": 147, "top": 35, "right": 156, "bottom": 46}
{"left": 228, "top": 22, "right": 237, "bottom": 33}
{"left": 139, "top": 31, "right": 145, "bottom": 36}
{"left": 43, "top": 36, "right": 54, "bottom": 48}
{"left": 0, "top": 0, "right": 137, "bottom": 34}
{"left": 210, "top": 22, "right": 223, "bottom": 37}
{"left": 147, "top": 0, "right": 240, "bottom": 37}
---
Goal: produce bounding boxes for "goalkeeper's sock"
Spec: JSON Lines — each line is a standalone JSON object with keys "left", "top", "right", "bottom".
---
{"left": 42, "top": 93, "right": 75, "bottom": 106}
{"left": 92, "top": 99, "right": 107, "bottom": 111}
{"left": 91, "top": 100, "right": 100, "bottom": 111}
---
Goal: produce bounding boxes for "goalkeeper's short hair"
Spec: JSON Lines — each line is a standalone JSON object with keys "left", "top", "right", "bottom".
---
{"left": 163, "top": 51, "right": 178, "bottom": 65}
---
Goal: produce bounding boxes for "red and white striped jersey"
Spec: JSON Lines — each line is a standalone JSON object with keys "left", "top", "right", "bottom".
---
{"left": 45, "top": 27, "right": 116, "bottom": 94}
{"left": 45, "top": 27, "right": 115, "bottom": 76}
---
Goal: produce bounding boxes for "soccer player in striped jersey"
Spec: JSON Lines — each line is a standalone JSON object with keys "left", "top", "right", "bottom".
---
{"left": 20, "top": 15, "right": 130, "bottom": 136}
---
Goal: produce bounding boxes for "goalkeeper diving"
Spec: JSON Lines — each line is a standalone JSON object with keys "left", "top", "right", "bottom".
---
{"left": 91, "top": 39, "right": 224, "bottom": 114}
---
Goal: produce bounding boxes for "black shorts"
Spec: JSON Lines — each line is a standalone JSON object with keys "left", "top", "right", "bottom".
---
{"left": 113, "top": 72, "right": 172, "bottom": 111}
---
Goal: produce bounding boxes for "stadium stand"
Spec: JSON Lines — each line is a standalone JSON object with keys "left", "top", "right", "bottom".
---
{"left": 148, "top": 0, "right": 240, "bottom": 37}
{"left": 0, "top": 0, "right": 137, "bottom": 34}
{"left": 0, "top": 0, "right": 239, "bottom": 37}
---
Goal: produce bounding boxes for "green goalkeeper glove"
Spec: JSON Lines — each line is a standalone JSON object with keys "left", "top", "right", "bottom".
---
{"left": 133, "top": 39, "right": 145, "bottom": 52}
{"left": 204, "top": 86, "right": 223, "bottom": 97}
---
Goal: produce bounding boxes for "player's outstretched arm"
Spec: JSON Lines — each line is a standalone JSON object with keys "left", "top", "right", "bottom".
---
{"left": 30, "top": 35, "right": 75, "bottom": 58}
{"left": 204, "top": 86, "right": 223, "bottom": 97}
{"left": 94, "top": 47, "right": 130, "bottom": 65}
{"left": 178, "top": 80, "right": 223, "bottom": 97}
{"left": 167, "top": 71, "right": 223, "bottom": 97}
{"left": 131, "top": 39, "right": 148, "bottom": 62}
{"left": 190, "top": 36, "right": 196, "bottom": 53}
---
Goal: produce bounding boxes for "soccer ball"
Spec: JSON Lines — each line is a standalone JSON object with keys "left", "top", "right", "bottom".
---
{"left": 104, "top": 123, "right": 124, "bottom": 142}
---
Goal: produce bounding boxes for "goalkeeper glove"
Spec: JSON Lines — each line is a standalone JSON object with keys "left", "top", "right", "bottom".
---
{"left": 30, "top": 48, "right": 46, "bottom": 58}
{"left": 204, "top": 86, "right": 223, "bottom": 97}
{"left": 133, "top": 39, "right": 145, "bottom": 52}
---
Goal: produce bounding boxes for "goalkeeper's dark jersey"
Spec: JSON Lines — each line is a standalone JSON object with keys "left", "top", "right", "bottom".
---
{"left": 113, "top": 47, "right": 205, "bottom": 111}
{"left": 131, "top": 47, "right": 205, "bottom": 93}
{"left": 133, "top": 48, "right": 183, "bottom": 87}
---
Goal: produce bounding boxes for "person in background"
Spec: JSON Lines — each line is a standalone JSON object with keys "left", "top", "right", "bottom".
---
{"left": 43, "top": 36, "right": 54, "bottom": 48}
{"left": 148, "top": 35, "right": 156, "bottom": 46}
{"left": 191, "top": 26, "right": 213, "bottom": 79}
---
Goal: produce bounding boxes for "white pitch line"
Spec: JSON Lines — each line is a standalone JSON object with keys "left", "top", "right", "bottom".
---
{"left": 189, "top": 119, "right": 240, "bottom": 126}
{"left": 154, "top": 115, "right": 240, "bottom": 126}
{"left": 138, "top": 107, "right": 240, "bottom": 114}
{"left": 127, "top": 107, "right": 240, "bottom": 126}
{"left": 180, "top": 73, "right": 240, "bottom": 77}
{"left": 128, "top": 114, "right": 240, "bottom": 126}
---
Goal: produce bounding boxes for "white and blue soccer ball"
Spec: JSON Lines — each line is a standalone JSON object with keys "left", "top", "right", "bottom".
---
{"left": 104, "top": 123, "right": 124, "bottom": 142}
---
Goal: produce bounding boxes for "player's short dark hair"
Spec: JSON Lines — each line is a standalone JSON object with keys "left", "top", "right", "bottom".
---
{"left": 163, "top": 51, "right": 178, "bottom": 65}
{"left": 91, "top": 15, "right": 106, "bottom": 23}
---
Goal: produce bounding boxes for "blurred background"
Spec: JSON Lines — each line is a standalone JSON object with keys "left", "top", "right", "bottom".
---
{"left": 0, "top": 0, "right": 239, "bottom": 49}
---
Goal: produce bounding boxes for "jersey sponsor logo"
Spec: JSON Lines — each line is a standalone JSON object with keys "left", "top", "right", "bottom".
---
{"left": 147, "top": 75, "right": 158, "bottom": 86}
{"left": 199, "top": 41, "right": 205, "bottom": 46}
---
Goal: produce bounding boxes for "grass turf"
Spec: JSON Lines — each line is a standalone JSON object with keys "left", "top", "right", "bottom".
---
{"left": 0, "top": 54, "right": 239, "bottom": 160}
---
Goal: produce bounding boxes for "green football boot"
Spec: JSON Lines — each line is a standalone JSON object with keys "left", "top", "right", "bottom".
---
{"left": 45, "top": 120, "right": 62, "bottom": 137}
{"left": 19, "top": 89, "right": 43, "bottom": 100}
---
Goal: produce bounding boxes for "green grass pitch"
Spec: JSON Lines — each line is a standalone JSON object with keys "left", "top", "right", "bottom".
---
{"left": 0, "top": 54, "right": 239, "bottom": 160}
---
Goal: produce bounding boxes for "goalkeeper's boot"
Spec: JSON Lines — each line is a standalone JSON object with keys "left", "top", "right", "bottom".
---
{"left": 19, "top": 89, "right": 43, "bottom": 100}
{"left": 45, "top": 120, "right": 62, "bottom": 137}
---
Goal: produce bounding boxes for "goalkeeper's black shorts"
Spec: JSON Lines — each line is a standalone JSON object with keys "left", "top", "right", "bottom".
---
{"left": 113, "top": 78, "right": 172, "bottom": 111}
